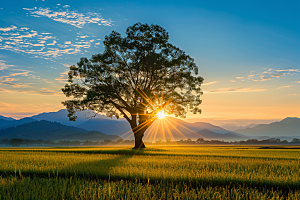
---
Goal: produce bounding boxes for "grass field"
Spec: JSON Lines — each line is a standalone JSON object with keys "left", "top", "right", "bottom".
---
{"left": 0, "top": 146, "right": 300, "bottom": 199}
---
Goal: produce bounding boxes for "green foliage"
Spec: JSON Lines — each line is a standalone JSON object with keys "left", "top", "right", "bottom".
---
{"left": 62, "top": 23, "right": 203, "bottom": 126}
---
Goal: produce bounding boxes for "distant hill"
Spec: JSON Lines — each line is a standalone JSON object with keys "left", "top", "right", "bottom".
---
{"left": 195, "top": 129, "right": 244, "bottom": 141}
{"left": 76, "top": 116, "right": 245, "bottom": 141}
{"left": 140, "top": 118, "right": 245, "bottom": 141}
{"left": 235, "top": 117, "right": 300, "bottom": 137}
{"left": 0, "top": 118, "right": 36, "bottom": 129}
{"left": 1, "top": 109, "right": 247, "bottom": 141}
{"left": 30, "top": 109, "right": 113, "bottom": 126}
{"left": 169, "top": 117, "right": 232, "bottom": 134}
{"left": 0, "top": 120, "right": 120, "bottom": 141}
{"left": 78, "top": 118, "right": 130, "bottom": 135}
{"left": 221, "top": 123, "right": 258, "bottom": 131}
{"left": 0, "top": 115, "right": 16, "bottom": 121}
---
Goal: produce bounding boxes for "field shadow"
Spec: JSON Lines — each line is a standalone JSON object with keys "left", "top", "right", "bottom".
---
{"left": 0, "top": 153, "right": 132, "bottom": 180}
{"left": 0, "top": 152, "right": 299, "bottom": 194}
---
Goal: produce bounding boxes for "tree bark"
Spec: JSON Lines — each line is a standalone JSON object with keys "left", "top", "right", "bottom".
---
{"left": 133, "top": 129, "right": 146, "bottom": 149}
{"left": 130, "top": 112, "right": 155, "bottom": 149}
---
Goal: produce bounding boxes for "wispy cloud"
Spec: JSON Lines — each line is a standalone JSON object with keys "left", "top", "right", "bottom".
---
{"left": 0, "top": 86, "right": 63, "bottom": 96}
{"left": 207, "top": 87, "right": 266, "bottom": 93}
{"left": 0, "top": 69, "right": 35, "bottom": 88}
{"left": 55, "top": 70, "right": 69, "bottom": 83}
{"left": 23, "top": 6, "right": 113, "bottom": 28}
{"left": 9, "top": 71, "right": 31, "bottom": 77}
{"left": 11, "top": 83, "right": 34, "bottom": 88}
{"left": 247, "top": 68, "right": 300, "bottom": 82}
{"left": 0, "top": 60, "right": 14, "bottom": 70}
{"left": 0, "top": 25, "right": 17, "bottom": 32}
{"left": 288, "top": 93, "right": 300, "bottom": 96}
{"left": 202, "top": 81, "right": 218, "bottom": 86}
{"left": 277, "top": 85, "right": 291, "bottom": 89}
{"left": 0, "top": 26, "right": 99, "bottom": 59}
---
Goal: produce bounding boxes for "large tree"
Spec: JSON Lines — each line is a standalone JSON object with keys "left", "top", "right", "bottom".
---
{"left": 62, "top": 23, "right": 203, "bottom": 148}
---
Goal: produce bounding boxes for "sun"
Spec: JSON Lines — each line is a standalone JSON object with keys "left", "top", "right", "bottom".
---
{"left": 157, "top": 110, "right": 166, "bottom": 119}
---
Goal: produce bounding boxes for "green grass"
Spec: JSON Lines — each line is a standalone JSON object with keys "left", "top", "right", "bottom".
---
{"left": 0, "top": 146, "right": 300, "bottom": 199}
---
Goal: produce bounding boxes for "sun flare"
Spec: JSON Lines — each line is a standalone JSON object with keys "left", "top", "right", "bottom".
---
{"left": 157, "top": 111, "right": 166, "bottom": 119}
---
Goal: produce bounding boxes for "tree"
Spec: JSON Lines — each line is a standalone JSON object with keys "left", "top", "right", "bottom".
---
{"left": 291, "top": 138, "right": 300, "bottom": 143}
{"left": 62, "top": 23, "right": 203, "bottom": 149}
{"left": 9, "top": 138, "right": 24, "bottom": 147}
{"left": 196, "top": 138, "right": 205, "bottom": 144}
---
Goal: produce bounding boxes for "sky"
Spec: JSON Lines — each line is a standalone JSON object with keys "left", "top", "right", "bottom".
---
{"left": 0, "top": 0, "right": 299, "bottom": 126}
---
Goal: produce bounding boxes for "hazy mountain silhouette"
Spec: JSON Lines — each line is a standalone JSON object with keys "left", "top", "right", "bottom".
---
{"left": 74, "top": 115, "right": 245, "bottom": 140}
{"left": 196, "top": 129, "right": 244, "bottom": 140}
{"left": 30, "top": 109, "right": 113, "bottom": 126}
{"left": 26, "top": 109, "right": 237, "bottom": 139}
{"left": 168, "top": 117, "right": 233, "bottom": 134}
{"left": 235, "top": 117, "right": 300, "bottom": 137}
{"left": 25, "top": 110, "right": 246, "bottom": 141}
{"left": 221, "top": 123, "right": 258, "bottom": 131}
{"left": 0, "top": 117, "right": 36, "bottom": 129}
{"left": 78, "top": 118, "right": 130, "bottom": 135}
{"left": 139, "top": 118, "right": 245, "bottom": 141}
{"left": 0, "top": 120, "right": 120, "bottom": 141}
{"left": 0, "top": 115, "right": 16, "bottom": 121}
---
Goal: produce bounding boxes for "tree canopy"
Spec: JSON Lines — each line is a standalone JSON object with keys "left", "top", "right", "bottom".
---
{"left": 62, "top": 23, "right": 204, "bottom": 148}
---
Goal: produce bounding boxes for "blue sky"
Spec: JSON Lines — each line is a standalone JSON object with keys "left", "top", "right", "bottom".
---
{"left": 0, "top": 0, "right": 299, "bottom": 125}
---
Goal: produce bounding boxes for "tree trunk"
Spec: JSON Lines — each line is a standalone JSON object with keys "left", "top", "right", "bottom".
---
{"left": 130, "top": 113, "right": 155, "bottom": 149}
{"left": 133, "top": 129, "right": 146, "bottom": 149}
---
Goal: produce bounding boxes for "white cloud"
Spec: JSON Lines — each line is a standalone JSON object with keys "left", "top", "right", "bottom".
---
{"left": 202, "top": 81, "right": 217, "bottom": 86}
{"left": 207, "top": 87, "right": 266, "bottom": 93}
{"left": 0, "top": 60, "right": 14, "bottom": 70}
{"left": 32, "top": 43, "right": 44, "bottom": 46}
{"left": 11, "top": 83, "right": 34, "bottom": 88}
{"left": 55, "top": 70, "right": 69, "bottom": 83}
{"left": 0, "top": 25, "right": 17, "bottom": 32}
{"left": 276, "top": 85, "right": 291, "bottom": 89}
{"left": 247, "top": 68, "right": 300, "bottom": 82}
{"left": 23, "top": 7, "right": 37, "bottom": 11}
{"left": 23, "top": 6, "right": 113, "bottom": 28}
{"left": 9, "top": 71, "right": 31, "bottom": 77}
{"left": 63, "top": 5, "right": 70, "bottom": 8}
{"left": 46, "top": 40, "right": 57, "bottom": 46}
{"left": 0, "top": 69, "right": 35, "bottom": 89}
{"left": 0, "top": 26, "right": 99, "bottom": 59}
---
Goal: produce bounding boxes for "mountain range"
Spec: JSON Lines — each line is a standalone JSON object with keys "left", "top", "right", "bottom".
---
{"left": 0, "top": 110, "right": 299, "bottom": 141}
{"left": 221, "top": 123, "right": 258, "bottom": 131}
{"left": 0, "top": 120, "right": 120, "bottom": 141}
{"left": 234, "top": 117, "right": 300, "bottom": 137}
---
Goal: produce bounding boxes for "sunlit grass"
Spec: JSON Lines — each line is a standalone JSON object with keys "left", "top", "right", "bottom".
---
{"left": 0, "top": 146, "right": 299, "bottom": 199}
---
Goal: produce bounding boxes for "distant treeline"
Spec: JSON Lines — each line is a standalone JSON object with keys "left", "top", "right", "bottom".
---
{"left": 0, "top": 138, "right": 132, "bottom": 147}
{"left": 162, "top": 138, "right": 300, "bottom": 145}
{"left": 1, "top": 137, "right": 300, "bottom": 147}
